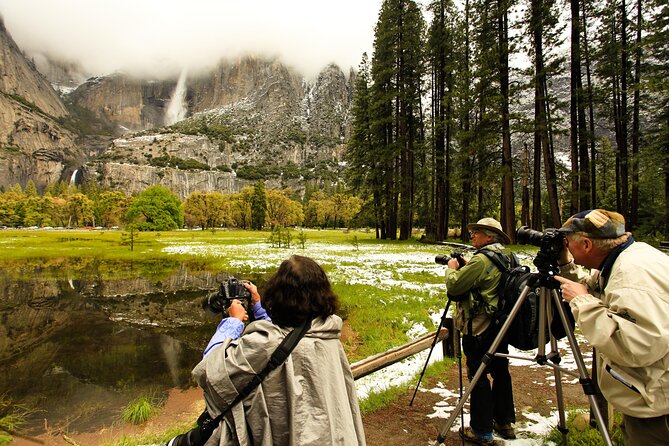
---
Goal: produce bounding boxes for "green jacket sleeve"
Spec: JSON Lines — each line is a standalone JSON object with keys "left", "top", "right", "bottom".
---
{"left": 446, "top": 251, "right": 503, "bottom": 310}
{"left": 445, "top": 254, "right": 488, "bottom": 295}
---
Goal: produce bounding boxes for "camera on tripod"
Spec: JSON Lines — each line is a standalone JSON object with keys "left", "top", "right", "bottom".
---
{"left": 435, "top": 252, "right": 466, "bottom": 268}
{"left": 202, "top": 277, "right": 252, "bottom": 314}
{"left": 516, "top": 226, "right": 564, "bottom": 270}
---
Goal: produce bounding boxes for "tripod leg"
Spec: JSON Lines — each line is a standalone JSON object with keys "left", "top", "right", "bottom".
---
{"left": 544, "top": 289, "right": 570, "bottom": 446}
{"left": 434, "top": 286, "right": 534, "bottom": 444}
{"left": 456, "top": 330, "right": 465, "bottom": 446}
{"left": 410, "top": 299, "right": 452, "bottom": 406}
{"left": 551, "top": 289, "right": 614, "bottom": 446}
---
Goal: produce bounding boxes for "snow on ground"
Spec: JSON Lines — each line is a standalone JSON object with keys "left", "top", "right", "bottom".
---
{"left": 163, "top": 237, "right": 593, "bottom": 444}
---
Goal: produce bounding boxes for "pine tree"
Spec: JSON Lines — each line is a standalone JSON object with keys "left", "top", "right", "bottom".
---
{"left": 346, "top": 54, "right": 386, "bottom": 237}
{"left": 251, "top": 181, "right": 267, "bottom": 230}
{"left": 497, "top": 0, "right": 516, "bottom": 242}
{"left": 370, "top": 0, "right": 426, "bottom": 240}
{"left": 645, "top": 0, "right": 669, "bottom": 233}
{"left": 426, "top": 0, "right": 462, "bottom": 241}
{"left": 524, "top": 0, "right": 565, "bottom": 228}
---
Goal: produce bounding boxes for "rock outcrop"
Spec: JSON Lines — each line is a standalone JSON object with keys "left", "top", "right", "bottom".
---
{"left": 0, "top": 18, "right": 83, "bottom": 191}
{"left": 68, "top": 74, "right": 176, "bottom": 132}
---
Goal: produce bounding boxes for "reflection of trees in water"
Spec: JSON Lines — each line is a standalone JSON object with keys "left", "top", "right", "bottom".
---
{"left": 161, "top": 334, "right": 185, "bottom": 387}
{"left": 0, "top": 260, "right": 254, "bottom": 435}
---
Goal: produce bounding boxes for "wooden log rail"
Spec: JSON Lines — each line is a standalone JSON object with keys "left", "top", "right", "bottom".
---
{"left": 350, "top": 327, "right": 450, "bottom": 380}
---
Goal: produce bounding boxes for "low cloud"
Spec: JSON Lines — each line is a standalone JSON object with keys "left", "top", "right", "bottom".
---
{"left": 1, "top": 0, "right": 382, "bottom": 79}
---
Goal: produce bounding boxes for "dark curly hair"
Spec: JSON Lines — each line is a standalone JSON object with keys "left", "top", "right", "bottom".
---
{"left": 262, "top": 255, "right": 339, "bottom": 327}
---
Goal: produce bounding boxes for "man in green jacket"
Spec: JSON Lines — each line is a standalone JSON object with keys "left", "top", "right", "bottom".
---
{"left": 446, "top": 217, "right": 516, "bottom": 446}
{"left": 555, "top": 209, "right": 669, "bottom": 446}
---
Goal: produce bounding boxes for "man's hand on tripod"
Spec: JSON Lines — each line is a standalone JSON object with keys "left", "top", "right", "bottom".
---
{"left": 555, "top": 276, "right": 588, "bottom": 303}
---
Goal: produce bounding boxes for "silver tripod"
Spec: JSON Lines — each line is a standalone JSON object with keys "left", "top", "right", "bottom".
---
{"left": 434, "top": 270, "right": 613, "bottom": 446}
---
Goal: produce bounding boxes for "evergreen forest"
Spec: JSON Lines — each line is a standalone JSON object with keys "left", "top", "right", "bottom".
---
{"left": 345, "top": 0, "right": 669, "bottom": 242}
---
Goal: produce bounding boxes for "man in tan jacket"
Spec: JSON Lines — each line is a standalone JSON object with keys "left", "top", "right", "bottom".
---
{"left": 555, "top": 209, "right": 669, "bottom": 446}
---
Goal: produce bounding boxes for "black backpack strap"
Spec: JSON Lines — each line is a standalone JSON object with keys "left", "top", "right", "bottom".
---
{"left": 478, "top": 248, "right": 511, "bottom": 272}
{"left": 233, "top": 318, "right": 311, "bottom": 401}
{"left": 191, "top": 319, "right": 312, "bottom": 444}
{"left": 221, "top": 318, "right": 311, "bottom": 414}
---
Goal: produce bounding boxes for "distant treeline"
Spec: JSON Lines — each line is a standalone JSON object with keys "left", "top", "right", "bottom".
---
{"left": 0, "top": 180, "right": 363, "bottom": 231}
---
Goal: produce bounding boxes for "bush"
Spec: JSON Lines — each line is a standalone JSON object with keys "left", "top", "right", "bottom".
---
{"left": 0, "top": 396, "right": 28, "bottom": 446}
{"left": 149, "top": 156, "right": 209, "bottom": 171}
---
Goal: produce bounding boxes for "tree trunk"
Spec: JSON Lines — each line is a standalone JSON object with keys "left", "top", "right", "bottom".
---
{"left": 522, "top": 143, "right": 531, "bottom": 227}
{"left": 581, "top": 0, "right": 597, "bottom": 208}
{"left": 569, "top": 0, "right": 580, "bottom": 215}
{"left": 630, "top": 0, "right": 642, "bottom": 229}
{"left": 620, "top": 0, "right": 630, "bottom": 220}
{"left": 434, "top": 2, "right": 447, "bottom": 241}
{"left": 499, "top": 0, "right": 515, "bottom": 242}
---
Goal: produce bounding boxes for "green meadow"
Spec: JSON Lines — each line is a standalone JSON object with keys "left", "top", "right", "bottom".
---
{"left": 0, "top": 227, "right": 472, "bottom": 361}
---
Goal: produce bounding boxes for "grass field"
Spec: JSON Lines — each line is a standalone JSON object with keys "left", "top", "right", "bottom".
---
{"left": 0, "top": 227, "right": 483, "bottom": 361}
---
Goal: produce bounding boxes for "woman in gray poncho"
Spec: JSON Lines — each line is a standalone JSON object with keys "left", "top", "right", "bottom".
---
{"left": 176, "top": 255, "right": 366, "bottom": 446}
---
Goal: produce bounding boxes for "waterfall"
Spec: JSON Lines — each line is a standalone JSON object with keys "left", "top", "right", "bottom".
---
{"left": 70, "top": 169, "right": 79, "bottom": 185}
{"left": 165, "top": 68, "right": 188, "bottom": 125}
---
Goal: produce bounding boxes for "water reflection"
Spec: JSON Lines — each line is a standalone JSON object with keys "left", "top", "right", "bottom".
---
{"left": 0, "top": 259, "right": 256, "bottom": 436}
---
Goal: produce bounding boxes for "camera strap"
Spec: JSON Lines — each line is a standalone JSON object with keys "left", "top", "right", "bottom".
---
{"left": 208, "top": 318, "right": 313, "bottom": 426}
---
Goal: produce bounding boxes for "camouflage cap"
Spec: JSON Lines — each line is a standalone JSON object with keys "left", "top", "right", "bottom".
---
{"left": 559, "top": 209, "right": 626, "bottom": 239}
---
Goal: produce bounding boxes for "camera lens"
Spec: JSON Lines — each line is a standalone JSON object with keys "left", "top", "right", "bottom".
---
{"left": 202, "top": 291, "right": 226, "bottom": 314}
{"left": 516, "top": 226, "right": 545, "bottom": 247}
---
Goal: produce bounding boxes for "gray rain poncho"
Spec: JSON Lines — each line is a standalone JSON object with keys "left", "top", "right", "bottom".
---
{"left": 193, "top": 315, "right": 366, "bottom": 446}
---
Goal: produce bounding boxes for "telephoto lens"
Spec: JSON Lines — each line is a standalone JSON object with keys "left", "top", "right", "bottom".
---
{"left": 516, "top": 226, "right": 545, "bottom": 246}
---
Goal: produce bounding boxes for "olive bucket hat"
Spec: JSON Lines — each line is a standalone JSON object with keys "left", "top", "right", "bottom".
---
{"left": 467, "top": 217, "right": 511, "bottom": 245}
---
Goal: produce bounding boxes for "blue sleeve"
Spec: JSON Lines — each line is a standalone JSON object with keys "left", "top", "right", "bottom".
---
{"left": 202, "top": 317, "right": 244, "bottom": 357}
{"left": 252, "top": 302, "right": 271, "bottom": 321}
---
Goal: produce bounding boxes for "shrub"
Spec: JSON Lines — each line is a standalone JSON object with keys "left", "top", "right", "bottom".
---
{"left": 122, "top": 396, "right": 158, "bottom": 425}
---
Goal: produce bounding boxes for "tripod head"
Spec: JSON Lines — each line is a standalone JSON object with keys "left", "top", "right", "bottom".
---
{"left": 517, "top": 226, "right": 564, "bottom": 289}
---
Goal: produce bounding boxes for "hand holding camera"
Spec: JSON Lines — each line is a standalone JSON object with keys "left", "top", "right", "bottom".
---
{"left": 202, "top": 277, "right": 253, "bottom": 315}
{"left": 243, "top": 281, "right": 261, "bottom": 305}
{"left": 435, "top": 252, "right": 467, "bottom": 269}
{"left": 228, "top": 299, "right": 249, "bottom": 321}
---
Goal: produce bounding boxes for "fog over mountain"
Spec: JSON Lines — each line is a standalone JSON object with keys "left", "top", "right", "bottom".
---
{"left": 0, "top": 0, "right": 383, "bottom": 79}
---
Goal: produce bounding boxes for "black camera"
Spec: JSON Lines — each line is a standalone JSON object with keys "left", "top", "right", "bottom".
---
{"left": 516, "top": 226, "right": 564, "bottom": 271}
{"left": 435, "top": 252, "right": 466, "bottom": 268}
{"left": 202, "top": 277, "right": 252, "bottom": 315}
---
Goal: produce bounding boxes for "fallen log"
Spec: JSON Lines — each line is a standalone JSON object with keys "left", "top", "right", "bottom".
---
{"left": 350, "top": 328, "right": 449, "bottom": 380}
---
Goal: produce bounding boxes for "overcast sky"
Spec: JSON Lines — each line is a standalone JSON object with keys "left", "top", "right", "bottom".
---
{"left": 0, "top": 0, "right": 386, "bottom": 79}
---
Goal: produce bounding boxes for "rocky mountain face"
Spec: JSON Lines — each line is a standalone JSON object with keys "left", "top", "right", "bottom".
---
{"left": 0, "top": 15, "right": 356, "bottom": 198}
{"left": 0, "top": 18, "right": 84, "bottom": 191}
{"left": 68, "top": 74, "right": 176, "bottom": 132}
{"left": 70, "top": 56, "right": 355, "bottom": 198}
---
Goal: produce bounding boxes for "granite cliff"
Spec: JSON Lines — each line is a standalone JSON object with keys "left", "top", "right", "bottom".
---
{"left": 0, "top": 18, "right": 84, "bottom": 190}
{"left": 0, "top": 17, "right": 356, "bottom": 197}
{"left": 75, "top": 58, "right": 354, "bottom": 197}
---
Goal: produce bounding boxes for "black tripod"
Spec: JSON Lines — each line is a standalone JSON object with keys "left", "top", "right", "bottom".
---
{"left": 410, "top": 298, "right": 453, "bottom": 406}
{"left": 434, "top": 257, "right": 613, "bottom": 446}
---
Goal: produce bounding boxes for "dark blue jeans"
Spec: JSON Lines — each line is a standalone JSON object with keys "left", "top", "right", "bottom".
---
{"left": 461, "top": 328, "right": 516, "bottom": 435}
